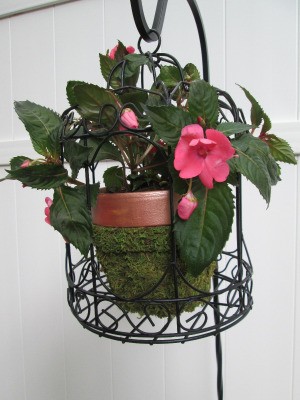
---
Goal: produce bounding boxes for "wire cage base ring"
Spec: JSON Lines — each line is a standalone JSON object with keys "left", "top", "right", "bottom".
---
{"left": 66, "top": 244, "right": 253, "bottom": 345}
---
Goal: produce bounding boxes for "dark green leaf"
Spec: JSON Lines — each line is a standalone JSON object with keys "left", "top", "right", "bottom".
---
{"left": 99, "top": 54, "right": 124, "bottom": 89}
{"left": 187, "top": 80, "right": 219, "bottom": 128}
{"left": 238, "top": 85, "right": 272, "bottom": 132}
{"left": 76, "top": 182, "right": 100, "bottom": 208}
{"left": 157, "top": 66, "right": 181, "bottom": 88}
{"left": 124, "top": 53, "right": 149, "bottom": 70}
{"left": 73, "top": 83, "right": 118, "bottom": 125}
{"left": 264, "top": 134, "right": 297, "bottom": 164}
{"left": 216, "top": 122, "right": 253, "bottom": 136}
{"left": 10, "top": 156, "right": 33, "bottom": 170}
{"left": 261, "top": 112, "right": 272, "bottom": 133}
{"left": 66, "top": 80, "right": 86, "bottom": 107}
{"left": 175, "top": 183, "right": 234, "bottom": 275}
{"left": 145, "top": 105, "right": 193, "bottom": 147}
{"left": 184, "top": 63, "right": 200, "bottom": 82}
{"left": 64, "top": 141, "right": 92, "bottom": 179}
{"left": 51, "top": 186, "right": 93, "bottom": 256}
{"left": 232, "top": 133, "right": 280, "bottom": 203}
{"left": 14, "top": 101, "right": 62, "bottom": 158}
{"left": 119, "top": 89, "right": 148, "bottom": 114}
{"left": 83, "top": 138, "right": 122, "bottom": 163}
{"left": 114, "top": 40, "right": 128, "bottom": 62}
{"left": 103, "top": 166, "right": 124, "bottom": 192}
{"left": 168, "top": 155, "right": 188, "bottom": 195}
{"left": 6, "top": 164, "right": 68, "bottom": 189}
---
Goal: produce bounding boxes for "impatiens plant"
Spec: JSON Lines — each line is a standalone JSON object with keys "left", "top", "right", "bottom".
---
{"left": 0, "top": 40, "right": 296, "bottom": 276}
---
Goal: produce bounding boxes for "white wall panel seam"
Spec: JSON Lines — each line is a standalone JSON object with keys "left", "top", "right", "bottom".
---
{"left": 102, "top": 0, "right": 106, "bottom": 53}
{"left": 13, "top": 180, "right": 28, "bottom": 400}
{"left": 52, "top": 6, "right": 67, "bottom": 400}
{"left": 102, "top": 5, "right": 114, "bottom": 400}
{"left": 297, "top": 0, "right": 300, "bottom": 120}
{"left": 222, "top": 0, "right": 226, "bottom": 89}
{"left": 292, "top": 157, "right": 300, "bottom": 399}
{"left": 8, "top": 18, "right": 14, "bottom": 141}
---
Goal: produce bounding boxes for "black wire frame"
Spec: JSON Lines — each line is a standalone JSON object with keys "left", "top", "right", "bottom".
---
{"left": 62, "top": 4, "right": 254, "bottom": 399}
{"left": 62, "top": 69, "right": 254, "bottom": 345}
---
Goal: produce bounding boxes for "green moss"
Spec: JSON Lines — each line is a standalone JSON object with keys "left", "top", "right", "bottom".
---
{"left": 93, "top": 225, "right": 215, "bottom": 318}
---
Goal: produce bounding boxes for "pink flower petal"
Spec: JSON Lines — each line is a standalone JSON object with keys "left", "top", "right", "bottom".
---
{"left": 206, "top": 156, "right": 230, "bottom": 182}
{"left": 181, "top": 124, "right": 204, "bottom": 140}
{"left": 206, "top": 129, "right": 235, "bottom": 159}
{"left": 174, "top": 143, "right": 204, "bottom": 178}
{"left": 198, "top": 165, "right": 214, "bottom": 189}
{"left": 174, "top": 124, "right": 235, "bottom": 188}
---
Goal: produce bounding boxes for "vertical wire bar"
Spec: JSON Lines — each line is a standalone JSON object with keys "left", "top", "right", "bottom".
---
{"left": 213, "top": 270, "right": 223, "bottom": 400}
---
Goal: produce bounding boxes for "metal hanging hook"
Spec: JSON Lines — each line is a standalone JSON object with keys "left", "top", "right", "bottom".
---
{"left": 130, "top": 0, "right": 168, "bottom": 43}
{"left": 130, "top": 0, "right": 209, "bottom": 82}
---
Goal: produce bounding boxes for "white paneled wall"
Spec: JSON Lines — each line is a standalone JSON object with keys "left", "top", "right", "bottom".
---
{"left": 0, "top": 1, "right": 299, "bottom": 400}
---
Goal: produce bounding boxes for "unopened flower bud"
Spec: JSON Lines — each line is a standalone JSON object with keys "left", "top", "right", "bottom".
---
{"left": 44, "top": 197, "right": 53, "bottom": 225}
{"left": 120, "top": 108, "right": 139, "bottom": 130}
{"left": 109, "top": 44, "right": 135, "bottom": 60}
{"left": 177, "top": 190, "right": 198, "bottom": 220}
{"left": 20, "top": 159, "right": 31, "bottom": 168}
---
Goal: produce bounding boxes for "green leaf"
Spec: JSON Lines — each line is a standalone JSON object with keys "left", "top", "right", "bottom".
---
{"left": 261, "top": 112, "right": 272, "bottom": 133}
{"left": 119, "top": 89, "right": 148, "bottom": 114}
{"left": 238, "top": 85, "right": 263, "bottom": 127}
{"left": 85, "top": 138, "right": 122, "bottom": 163}
{"left": 10, "top": 156, "right": 33, "bottom": 170}
{"left": 103, "top": 166, "right": 124, "bottom": 192}
{"left": 66, "top": 80, "right": 86, "bottom": 107}
{"left": 216, "top": 122, "right": 253, "bottom": 136}
{"left": 238, "top": 85, "right": 272, "bottom": 132}
{"left": 73, "top": 83, "right": 118, "bottom": 125}
{"left": 264, "top": 134, "right": 297, "bottom": 164}
{"left": 64, "top": 141, "right": 92, "bottom": 179}
{"left": 14, "top": 101, "right": 62, "bottom": 158}
{"left": 114, "top": 40, "right": 128, "bottom": 62}
{"left": 187, "top": 79, "right": 219, "bottom": 127}
{"left": 145, "top": 105, "right": 193, "bottom": 147}
{"left": 183, "top": 63, "right": 200, "bottom": 82}
{"left": 232, "top": 133, "right": 280, "bottom": 203}
{"left": 51, "top": 186, "right": 93, "bottom": 256}
{"left": 175, "top": 183, "right": 234, "bottom": 276}
{"left": 6, "top": 164, "right": 68, "bottom": 189}
{"left": 124, "top": 53, "right": 150, "bottom": 72}
{"left": 167, "top": 155, "right": 188, "bottom": 195}
{"left": 157, "top": 66, "right": 181, "bottom": 88}
{"left": 99, "top": 54, "right": 118, "bottom": 85}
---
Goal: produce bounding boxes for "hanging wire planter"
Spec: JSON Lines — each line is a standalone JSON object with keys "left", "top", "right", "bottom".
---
{"left": 62, "top": 28, "right": 253, "bottom": 344}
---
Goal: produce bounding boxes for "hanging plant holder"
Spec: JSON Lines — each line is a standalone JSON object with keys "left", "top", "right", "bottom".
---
{"left": 62, "top": 28, "right": 254, "bottom": 343}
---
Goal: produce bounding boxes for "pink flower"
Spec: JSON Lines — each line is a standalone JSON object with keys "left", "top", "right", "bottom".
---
{"left": 44, "top": 197, "right": 53, "bottom": 225}
{"left": 177, "top": 190, "right": 198, "bottom": 220}
{"left": 109, "top": 44, "right": 135, "bottom": 60}
{"left": 20, "top": 159, "right": 31, "bottom": 168}
{"left": 120, "top": 108, "right": 139, "bottom": 130}
{"left": 174, "top": 124, "right": 235, "bottom": 189}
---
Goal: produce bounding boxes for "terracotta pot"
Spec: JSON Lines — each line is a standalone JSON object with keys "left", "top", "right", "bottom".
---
{"left": 92, "top": 190, "right": 214, "bottom": 318}
{"left": 92, "top": 190, "right": 173, "bottom": 227}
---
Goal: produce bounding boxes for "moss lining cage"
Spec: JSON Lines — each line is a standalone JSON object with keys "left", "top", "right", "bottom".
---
{"left": 93, "top": 225, "right": 215, "bottom": 318}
